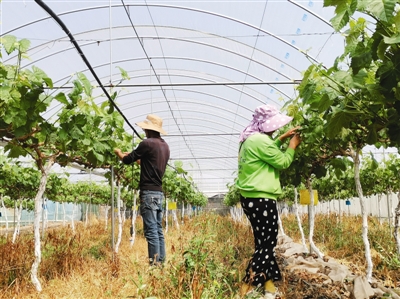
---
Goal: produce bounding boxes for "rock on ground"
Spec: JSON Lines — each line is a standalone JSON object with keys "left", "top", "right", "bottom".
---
{"left": 274, "top": 235, "right": 400, "bottom": 299}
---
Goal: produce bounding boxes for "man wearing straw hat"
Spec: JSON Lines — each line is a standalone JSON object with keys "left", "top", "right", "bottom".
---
{"left": 114, "top": 114, "right": 170, "bottom": 265}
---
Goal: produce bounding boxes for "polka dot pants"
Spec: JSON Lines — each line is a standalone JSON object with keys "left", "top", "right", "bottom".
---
{"left": 240, "top": 196, "right": 281, "bottom": 288}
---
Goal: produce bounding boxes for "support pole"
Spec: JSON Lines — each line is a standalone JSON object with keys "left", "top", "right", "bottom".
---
{"left": 111, "top": 166, "right": 115, "bottom": 256}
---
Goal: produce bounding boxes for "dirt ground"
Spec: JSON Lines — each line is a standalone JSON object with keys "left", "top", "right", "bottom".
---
{"left": 274, "top": 244, "right": 400, "bottom": 299}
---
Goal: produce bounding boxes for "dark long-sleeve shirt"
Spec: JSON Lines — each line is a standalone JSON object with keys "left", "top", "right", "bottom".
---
{"left": 122, "top": 137, "right": 170, "bottom": 192}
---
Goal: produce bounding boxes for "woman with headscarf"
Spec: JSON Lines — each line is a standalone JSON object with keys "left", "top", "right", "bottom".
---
{"left": 236, "top": 105, "right": 301, "bottom": 299}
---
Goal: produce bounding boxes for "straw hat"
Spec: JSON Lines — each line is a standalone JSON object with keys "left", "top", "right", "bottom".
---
{"left": 136, "top": 114, "right": 167, "bottom": 135}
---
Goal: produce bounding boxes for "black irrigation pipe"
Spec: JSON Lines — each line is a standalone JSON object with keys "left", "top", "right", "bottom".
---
{"left": 34, "top": 0, "right": 142, "bottom": 140}
{"left": 34, "top": 0, "right": 215, "bottom": 194}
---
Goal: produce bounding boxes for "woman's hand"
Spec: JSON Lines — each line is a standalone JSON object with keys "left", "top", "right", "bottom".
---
{"left": 279, "top": 126, "right": 300, "bottom": 141}
{"left": 288, "top": 133, "right": 302, "bottom": 150}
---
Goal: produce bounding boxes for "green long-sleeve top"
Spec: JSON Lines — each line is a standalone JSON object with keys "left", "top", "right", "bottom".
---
{"left": 236, "top": 133, "right": 295, "bottom": 199}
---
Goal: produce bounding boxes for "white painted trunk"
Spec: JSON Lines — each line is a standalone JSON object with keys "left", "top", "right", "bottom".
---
{"left": 18, "top": 199, "right": 23, "bottom": 231}
{"left": 70, "top": 205, "right": 75, "bottom": 233}
{"left": 327, "top": 200, "right": 330, "bottom": 216}
{"left": 62, "top": 202, "right": 66, "bottom": 226}
{"left": 230, "top": 206, "right": 236, "bottom": 221}
{"left": 85, "top": 203, "right": 89, "bottom": 226}
{"left": 165, "top": 197, "right": 169, "bottom": 233}
{"left": 389, "top": 192, "right": 395, "bottom": 227}
{"left": 378, "top": 194, "right": 382, "bottom": 225}
{"left": 11, "top": 200, "right": 20, "bottom": 243}
{"left": 188, "top": 204, "right": 192, "bottom": 217}
{"left": 277, "top": 212, "right": 285, "bottom": 236}
{"left": 12, "top": 200, "right": 23, "bottom": 243}
{"left": 230, "top": 205, "right": 244, "bottom": 222}
{"left": 172, "top": 209, "right": 180, "bottom": 230}
{"left": 105, "top": 205, "right": 109, "bottom": 230}
{"left": 31, "top": 159, "right": 55, "bottom": 292}
{"left": 115, "top": 184, "right": 123, "bottom": 253}
{"left": 130, "top": 190, "right": 138, "bottom": 248}
{"left": 55, "top": 201, "right": 58, "bottom": 222}
{"left": 11, "top": 200, "right": 22, "bottom": 244}
{"left": 392, "top": 200, "right": 396, "bottom": 229}
{"left": 387, "top": 192, "right": 392, "bottom": 230}
{"left": 1, "top": 195, "right": 9, "bottom": 237}
{"left": 122, "top": 205, "right": 126, "bottom": 224}
{"left": 308, "top": 181, "right": 324, "bottom": 259}
{"left": 12, "top": 201, "right": 17, "bottom": 242}
{"left": 294, "top": 188, "right": 308, "bottom": 252}
{"left": 43, "top": 200, "right": 48, "bottom": 231}
{"left": 394, "top": 191, "right": 400, "bottom": 256}
{"left": 238, "top": 205, "right": 245, "bottom": 223}
{"left": 130, "top": 210, "right": 137, "bottom": 248}
{"left": 353, "top": 150, "right": 373, "bottom": 282}
{"left": 181, "top": 202, "right": 185, "bottom": 224}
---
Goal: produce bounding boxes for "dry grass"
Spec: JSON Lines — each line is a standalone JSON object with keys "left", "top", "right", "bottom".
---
{"left": 0, "top": 214, "right": 252, "bottom": 299}
{"left": 0, "top": 212, "right": 399, "bottom": 299}
{"left": 282, "top": 213, "right": 400, "bottom": 286}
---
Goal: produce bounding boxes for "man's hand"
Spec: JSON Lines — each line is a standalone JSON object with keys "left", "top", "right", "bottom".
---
{"left": 114, "top": 148, "right": 127, "bottom": 160}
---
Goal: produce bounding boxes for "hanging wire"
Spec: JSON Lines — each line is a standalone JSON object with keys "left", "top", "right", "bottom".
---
{"left": 143, "top": 0, "right": 189, "bottom": 134}
{"left": 109, "top": 0, "right": 113, "bottom": 86}
{"left": 120, "top": 0, "right": 201, "bottom": 172}
{"left": 34, "top": 0, "right": 142, "bottom": 140}
{"left": 227, "top": 0, "right": 269, "bottom": 168}
{"left": 34, "top": 0, "right": 210, "bottom": 194}
{"left": 130, "top": 131, "right": 135, "bottom": 240}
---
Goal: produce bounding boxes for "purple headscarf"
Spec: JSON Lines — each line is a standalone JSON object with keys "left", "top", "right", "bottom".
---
{"left": 239, "top": 105, "right": 293, "bottom": 142}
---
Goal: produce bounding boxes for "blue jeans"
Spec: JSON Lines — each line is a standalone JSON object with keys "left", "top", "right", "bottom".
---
{"left": 140, "top": 190, "right": 166, "bottom": 264}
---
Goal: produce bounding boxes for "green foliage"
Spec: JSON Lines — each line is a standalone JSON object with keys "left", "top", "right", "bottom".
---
{"left": 86, "top": 243, "right": 108, "bottom": 260}
{"left": 0, "top": 157, "right": 39, "bottom": 209}
{"left": 0, "top": 35, "right": 30, "bottom": 56}
{"left": 162, "top": 164, "right": 206, "bottom": 207}
{"left": 161, "top": 215, "right": 245, "bottom": 299}
{"left": 280, "top": 102, "right": 348, "bottom": 189}
{"left": 323, "top": 0, "right": 400, "bottom": 148}
{"left": 277, "top": 185, "right": 296, "bottom": 204}
{"left": 223, "top": 182, "right": 240, "bottom": 207}
{"left": 46, "top": 174, "right": 111, "bottom": 205}
{"left": 326, "top": 0, "right": 356, "bottom": 31}
{"left": 116, "top": 66, "right": 130, "bottom": 81}
{"left": 373, "top": 241, "right": 400, "bottom": 270}
{"left": 0, "top": 35, "right": 131, "bottom": 173}
{"left": 313, "top": 165, "right": 356, "bottom": 201}
{"left": 190, "top": 192, "right": 208, "bottom": 207}
{"left": 281, "top": 0, "right": 400, "bottom": 198}
{"left": 182, "top": 235, "right": 215, "bottom": 274}
{"left": 0, "top": 35, "right": 187, "bottom": 220}
{"left": 361, "top": 153, "right": 400, "bottom": 195}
